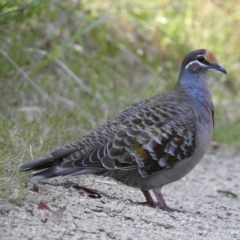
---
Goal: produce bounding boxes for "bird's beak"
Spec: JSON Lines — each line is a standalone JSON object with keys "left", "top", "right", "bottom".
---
{"left": 211, "top": 63, "right": 227, "bottom": 74}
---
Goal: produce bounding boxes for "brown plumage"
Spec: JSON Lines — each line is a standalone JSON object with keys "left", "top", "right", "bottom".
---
{"left": 20, "top": 49, "right": 227, "bottom": 211}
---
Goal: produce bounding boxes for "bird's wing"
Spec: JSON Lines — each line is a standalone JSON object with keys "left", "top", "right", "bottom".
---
{"left": 62, "top": 102, "right": 197, "bottom": 177}
{"left": 115, "top": 103, "right": 197, "bottom": 177}
{"left": 19, "top": 97, "right": 146, "bottom": 172}
{"left": 20, "top": 101, "right": 197, "bottom": 179}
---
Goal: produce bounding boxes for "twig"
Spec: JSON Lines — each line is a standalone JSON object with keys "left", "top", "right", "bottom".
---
{"left": 0, "top": 48, "right": 51, "bottom": 102}
{"left": 26, "top": 48, "right": 92, "bottom": 93}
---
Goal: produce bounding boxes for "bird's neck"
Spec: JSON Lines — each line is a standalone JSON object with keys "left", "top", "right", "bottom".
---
{"left": 176, "top": 71, "right": 212, "bottom": 102}
{"left": 175, "top": 70, "right": 214, "bottom": 126}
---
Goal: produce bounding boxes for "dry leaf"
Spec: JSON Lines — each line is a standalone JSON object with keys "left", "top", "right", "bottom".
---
{"left": 37, "top": 201, "right": 54, "bottom": 212}
{"left": 72, "top": 184, "right": 101, "bottom": 198}
{"left": 37, "top": 201, "right": 66, "bottom": 223}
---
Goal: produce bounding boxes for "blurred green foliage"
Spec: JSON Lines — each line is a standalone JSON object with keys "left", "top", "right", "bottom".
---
{"left": 0, "top": 0, "right": 240, "bottom": 198}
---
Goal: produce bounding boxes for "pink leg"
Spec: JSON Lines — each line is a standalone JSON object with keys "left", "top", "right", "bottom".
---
{"left": 153, "top": 189, "right": 175, "bottom": 212}
{"left": 140, "top": 189, "right": 155, "bottom": 206}
{"left": 140, "top": 189, "right": 176, "bottom": 211}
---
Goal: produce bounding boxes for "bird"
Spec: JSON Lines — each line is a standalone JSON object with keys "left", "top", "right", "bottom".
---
{"left": 20, "top": 49, "right": 227, "bottom": 211}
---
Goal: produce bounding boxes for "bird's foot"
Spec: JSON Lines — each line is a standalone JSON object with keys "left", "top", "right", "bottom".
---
{"left": 137, "top": 200, "right": 157, "bottom": 207}
{"left": 154, "top": 202, "right": 179, "bottom": 212}
{"left": 140, "top": 189, "right": 181, "bottom": 212}
{"left": 137, "top": 200, "right": 177, "bottom": 212}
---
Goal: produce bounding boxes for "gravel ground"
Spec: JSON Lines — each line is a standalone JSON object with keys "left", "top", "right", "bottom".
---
{"left": 1, "top": 144, "right": 240, "bottom": 240}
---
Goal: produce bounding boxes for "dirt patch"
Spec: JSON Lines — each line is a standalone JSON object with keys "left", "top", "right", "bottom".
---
{"left": 1, "top": 145, "right": 240, "bottom": 240}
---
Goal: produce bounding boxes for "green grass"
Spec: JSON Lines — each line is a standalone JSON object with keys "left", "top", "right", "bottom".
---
{"left": 0, "top": 0, "right": 240, "bottom": 199}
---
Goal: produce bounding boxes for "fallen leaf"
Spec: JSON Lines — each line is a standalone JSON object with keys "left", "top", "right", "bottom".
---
{"left": 37, "top": 201, "right": 66, "bottom": 223}
{"left": 72, "top": 184, "right": 101, "bottom": 198}
{"left": 37, "top": 201, "right": 54, "bottom": 212}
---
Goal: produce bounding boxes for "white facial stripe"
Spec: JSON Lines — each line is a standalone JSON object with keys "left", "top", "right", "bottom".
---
{"left": 185, "top": 60, "right": 207, "bottom": 69}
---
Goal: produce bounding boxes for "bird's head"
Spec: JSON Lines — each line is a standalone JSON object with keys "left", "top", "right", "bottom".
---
{"left": 180, "top": 49, "right": 227, "bottom": 75}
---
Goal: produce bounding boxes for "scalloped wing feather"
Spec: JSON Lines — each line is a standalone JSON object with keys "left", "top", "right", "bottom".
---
{"left": 21, "top": 96, "right": 197, "bottom": 179}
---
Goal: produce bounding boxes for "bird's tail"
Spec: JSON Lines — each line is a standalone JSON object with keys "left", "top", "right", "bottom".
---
{"left": 20, "top": 147, "right": 76, "bottom": 171}
{"left": 19, "top": 147, "right": 99, "bottom": 179}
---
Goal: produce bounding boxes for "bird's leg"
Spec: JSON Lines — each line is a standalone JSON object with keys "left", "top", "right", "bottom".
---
{"left": 139, "top": 189, "right": 178, "bottom": 211}
{"left": 153, "top": 189, "right": 175, "bottom": 212}
{"left": 140, "top": 189, "right": 156, "bottom": 206}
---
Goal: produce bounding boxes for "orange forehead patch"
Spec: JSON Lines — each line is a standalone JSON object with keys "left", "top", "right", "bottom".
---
{"left": 204, "top": 50, "right": 218, "bottom": 63}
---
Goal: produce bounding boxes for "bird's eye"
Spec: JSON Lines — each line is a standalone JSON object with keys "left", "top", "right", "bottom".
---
{"left": 197, "top": 56, "right": 205, "bottom": 63}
